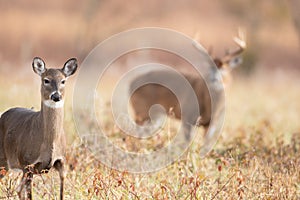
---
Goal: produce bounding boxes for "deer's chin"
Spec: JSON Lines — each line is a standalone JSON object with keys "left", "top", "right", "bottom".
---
{"left": 43, "top": 99, "right": 64, "bottom": 109}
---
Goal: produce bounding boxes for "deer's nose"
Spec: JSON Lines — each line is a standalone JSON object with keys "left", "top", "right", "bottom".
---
{"left": 51, "top": 92, "right": 61, "bottom": 102}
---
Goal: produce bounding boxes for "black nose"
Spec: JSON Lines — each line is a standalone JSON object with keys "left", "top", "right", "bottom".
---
{"left": 51, "top": 92, "right": 61, "bottom": 102}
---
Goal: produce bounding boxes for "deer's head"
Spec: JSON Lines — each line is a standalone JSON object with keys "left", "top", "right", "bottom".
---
{"left": 212, "top": 33, "right": 246, "bottom": 85}
{"left": 194, "top": 30, "right": 246, "bottom": 86}
{"left": 32, "top": 57, "right": 78, "bottom": 108}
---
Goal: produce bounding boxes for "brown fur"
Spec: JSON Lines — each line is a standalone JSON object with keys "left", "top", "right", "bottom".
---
{"left": 0, "top": 57, "right": 77, "bottom": 200}
{"left": 129, "top": 35, "right": 245, "bottom": 140}
{"left": 129, "top": 70, "right": 212, "bottom": 140}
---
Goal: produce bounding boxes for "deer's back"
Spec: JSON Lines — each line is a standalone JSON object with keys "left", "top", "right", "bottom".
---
{"left": 0, "top": 108, "right": 43, "bottom": 169}
{"left": 129, "top": 70, "right": 211, "bottom": 126}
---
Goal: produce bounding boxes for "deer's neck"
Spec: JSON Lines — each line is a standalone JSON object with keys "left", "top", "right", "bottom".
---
{"left": 41, "top": 102, "right": 64, "bottom": 142}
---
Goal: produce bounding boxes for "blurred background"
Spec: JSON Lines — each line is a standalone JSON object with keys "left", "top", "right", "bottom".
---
{"left": 0, "top": 0, "right": 300, "bottom": 142}
{"left": 1, "top": 1, "right": 300, "bottom": 198}
{"left": 0, "top": 0, "right": 299, "bottom": 76}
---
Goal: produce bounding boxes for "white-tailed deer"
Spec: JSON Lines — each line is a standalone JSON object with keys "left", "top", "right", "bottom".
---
{"left": 129, "top": 33, "right": 246, "bottom": 140}
{"left": 0, "top": 57, "right": 77, "bottom": 200}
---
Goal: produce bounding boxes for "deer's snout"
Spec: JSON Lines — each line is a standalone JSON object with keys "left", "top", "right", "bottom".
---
{"left": 50, "top": 92, "right": 62, "bottom": 102}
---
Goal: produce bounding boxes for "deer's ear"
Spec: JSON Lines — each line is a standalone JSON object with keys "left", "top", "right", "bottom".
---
{"left": 62, "top": 58, "right": 78, "bottom": 77}
{"left": 32, "top": 57, "right": 46, "bottom": 76}
{"left": 213, "top": 58, "right": 223, "bottom": 69}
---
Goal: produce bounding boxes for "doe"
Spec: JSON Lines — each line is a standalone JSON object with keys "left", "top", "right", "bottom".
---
{"left": 0, "top": 57, "right": 77, "bottom": 200}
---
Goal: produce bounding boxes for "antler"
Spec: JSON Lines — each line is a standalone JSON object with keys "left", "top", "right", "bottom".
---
{"left": 221, "top": 29, "right": 246, "bottom": 65}
{"left": 192, "top": 29, "right": 246, "bottom": 68}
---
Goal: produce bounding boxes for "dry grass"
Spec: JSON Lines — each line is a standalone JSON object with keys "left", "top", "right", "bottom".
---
{"left": 0, "top": 71, "right": 300, "bottom": 199}
{"left": 1, "top": 1, "right": 300, "bottom": 199}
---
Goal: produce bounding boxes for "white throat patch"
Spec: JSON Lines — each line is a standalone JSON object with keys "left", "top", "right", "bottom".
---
{"left": 43, "top": 100, "right": 64, "bottom": 109}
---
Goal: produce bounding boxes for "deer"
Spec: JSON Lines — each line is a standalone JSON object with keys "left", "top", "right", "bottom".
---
{"left": 0, "top": 57, "right": 78, "bottom": 200}
{"left": 129, "top": 32, "right": 246, "bottom": 140}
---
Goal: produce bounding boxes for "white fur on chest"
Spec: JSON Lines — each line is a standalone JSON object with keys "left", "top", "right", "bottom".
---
{"left": 43, "top": 100, "right": 64, "bottom": 109}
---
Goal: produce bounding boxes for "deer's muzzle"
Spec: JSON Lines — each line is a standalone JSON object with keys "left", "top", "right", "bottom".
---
{"left": 51, "top": 92, "right": 62, "bottom": 102}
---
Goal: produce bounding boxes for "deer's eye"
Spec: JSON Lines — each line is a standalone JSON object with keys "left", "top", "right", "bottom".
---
{"left": 44, "top": 79, "right": 50, "bottom": 85}
{"left": 61, "top": 80, "right": 66, "bottom": 84}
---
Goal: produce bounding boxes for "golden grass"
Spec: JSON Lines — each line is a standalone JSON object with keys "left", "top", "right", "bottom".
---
{"left": 0, "top": 72, "right": 300, "bottom": 199}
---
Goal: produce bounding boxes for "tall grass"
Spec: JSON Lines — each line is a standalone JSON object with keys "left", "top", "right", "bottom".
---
{"left": 0, "top": 71, "right": 299, "bottom": 199}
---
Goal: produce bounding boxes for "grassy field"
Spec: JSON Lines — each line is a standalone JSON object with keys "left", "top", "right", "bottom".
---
{"left": 0, "top": 71, "right": 300, "bottom": 199}
{"left": 1, "top": 1, "right": 300, "bottom": 199}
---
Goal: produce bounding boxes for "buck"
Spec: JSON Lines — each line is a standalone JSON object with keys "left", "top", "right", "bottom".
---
{"left": 129, "top": 33, "right": 246, "bottom": 140}
{"left": 0, "top": 57, "right": 77, "bottom": 200}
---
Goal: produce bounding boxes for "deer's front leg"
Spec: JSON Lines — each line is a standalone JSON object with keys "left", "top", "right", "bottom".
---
{"left": 25, "top": 171, "right": 33, "bottom": 200}
{"left": 18, "top": 166, "right": 34, "bottom": 200}
{"left": 54, "top": 160, "right": 65, "bottom": 200}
